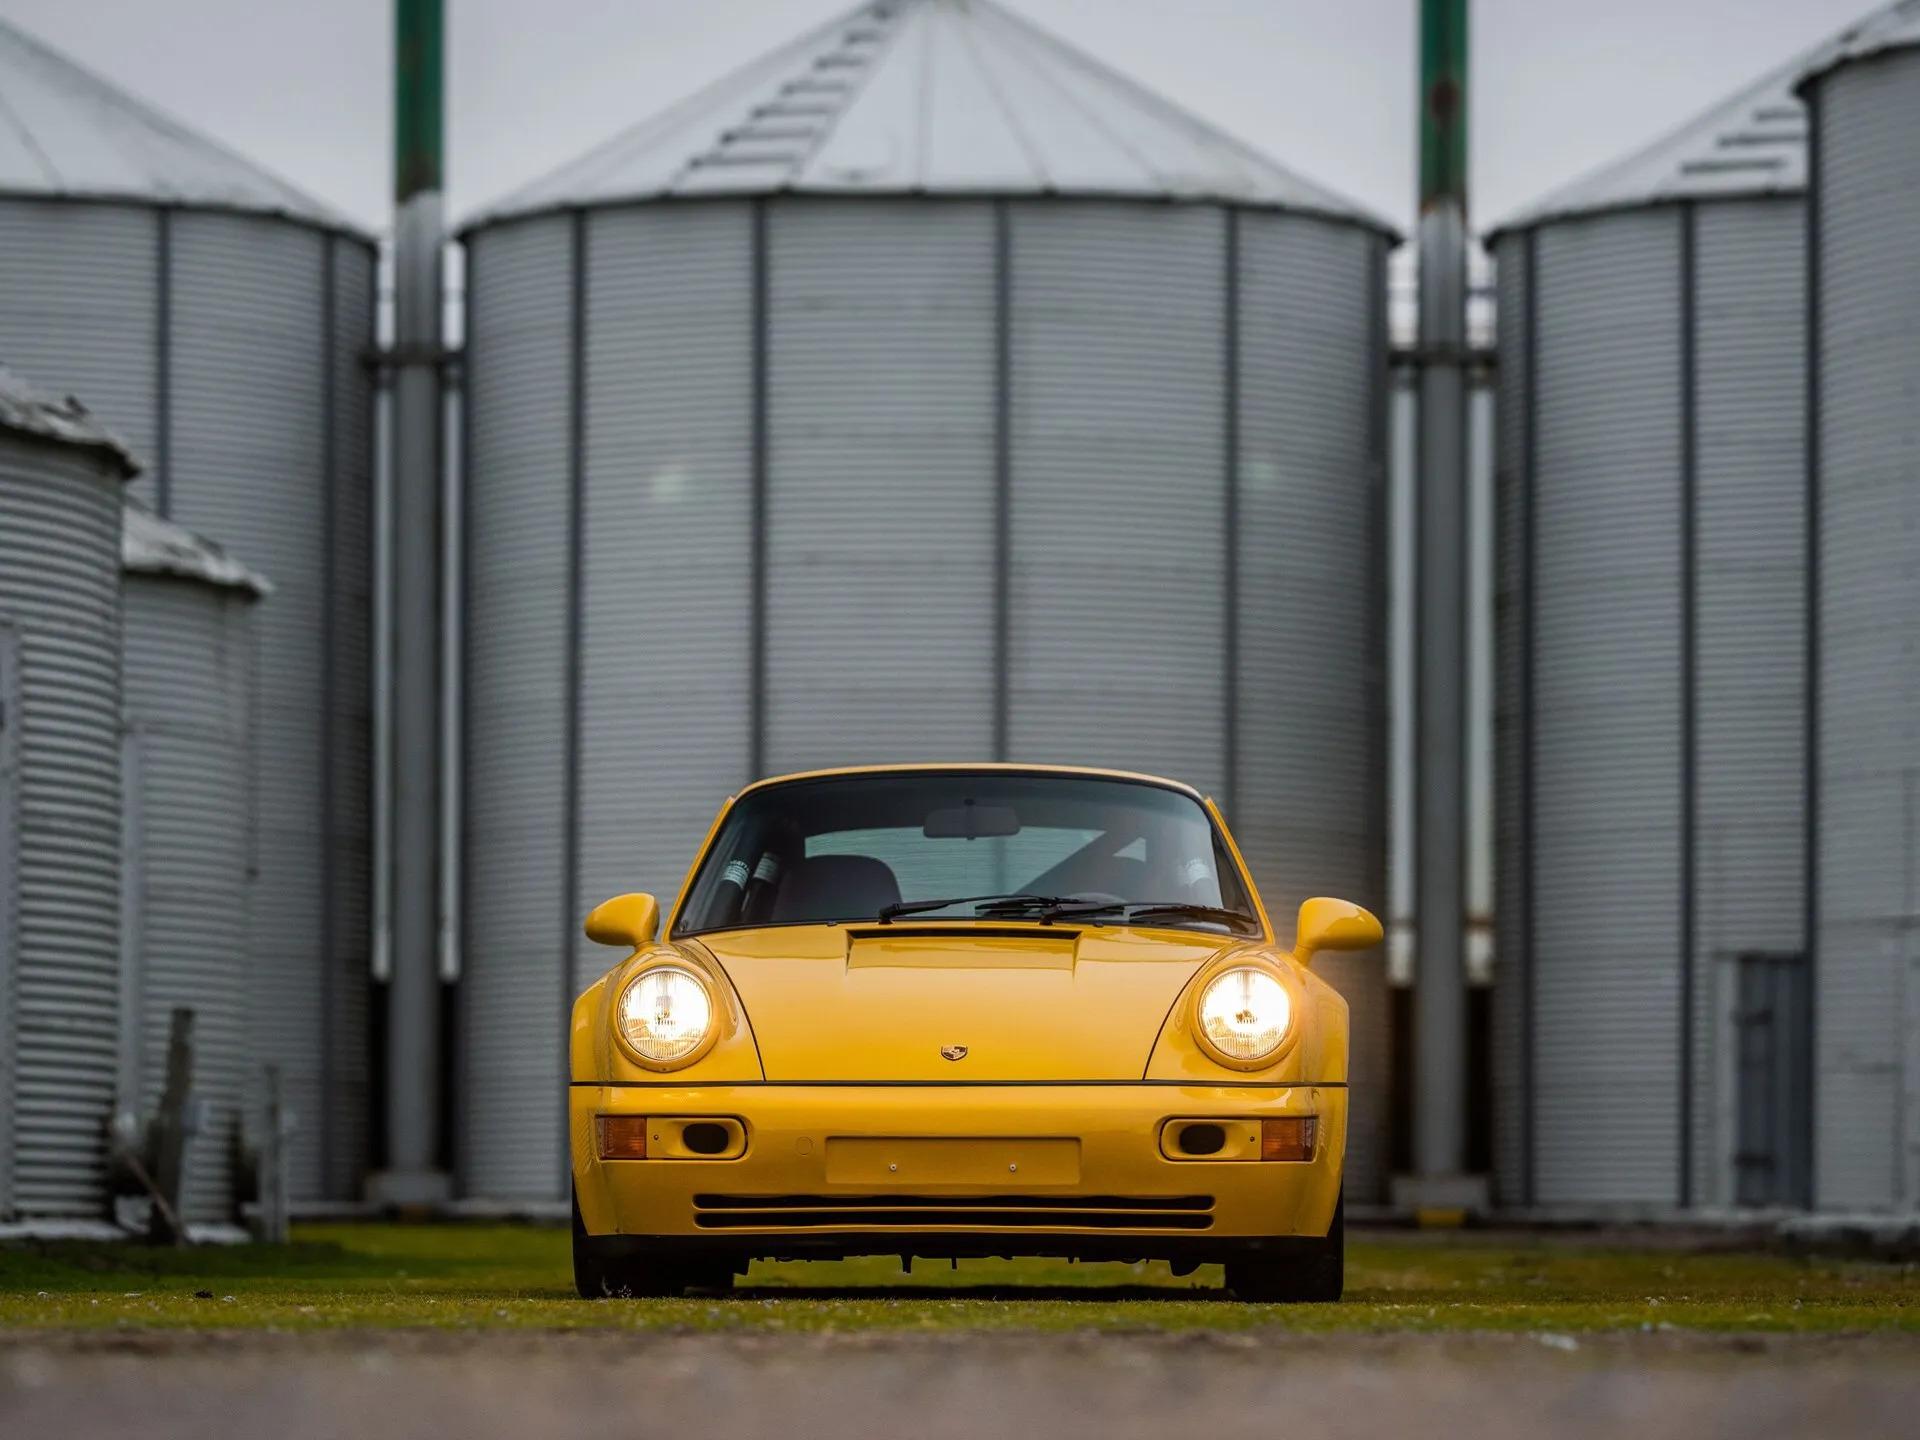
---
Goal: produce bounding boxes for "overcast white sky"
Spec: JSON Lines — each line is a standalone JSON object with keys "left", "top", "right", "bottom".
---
{"left": 0, "top": 0, "right": 1873, "bottom": 236}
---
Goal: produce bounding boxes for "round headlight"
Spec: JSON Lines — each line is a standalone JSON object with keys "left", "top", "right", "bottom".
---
{"left": 1197, "top": 966, "right": 1292, "bottom": 1063}
{"left": 617, "top": 965, "right": 714, "bottom": 1065}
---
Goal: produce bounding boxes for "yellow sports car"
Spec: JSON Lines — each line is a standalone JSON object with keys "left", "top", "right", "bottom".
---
{"left": 568, "top": 764, "right": 1380, "bottom": 1302}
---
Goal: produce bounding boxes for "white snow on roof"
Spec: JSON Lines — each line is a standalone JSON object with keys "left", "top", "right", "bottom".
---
{"left": 0, "top": 365, "right": 139, "bottom": 476}
{"left": 462, "top": 0, "right": 1392, "bottom": 234}
{"left": 1489, "top": 1, "right": 1920, "bottom": 236}
{"left": 0, "top": 16, "right": 366, "bottom": 236}
{"left": 122, "top": 499, "right": 270, "bottom": 596}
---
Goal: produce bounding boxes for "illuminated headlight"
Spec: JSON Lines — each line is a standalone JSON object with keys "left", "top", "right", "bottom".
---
{"left": 617, "top": 966, "right": 713, "bottom": 1065}
{"left": 1197, "top": 966, "right": 1292, "bottom": 1063}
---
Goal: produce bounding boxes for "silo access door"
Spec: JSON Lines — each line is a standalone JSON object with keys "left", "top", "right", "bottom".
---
{"left": 1733, "top": 951, "right": 1812, "bottom": 1208}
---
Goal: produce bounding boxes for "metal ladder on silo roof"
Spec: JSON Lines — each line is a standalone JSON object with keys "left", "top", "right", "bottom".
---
{"left": 688, "top": 4, "right": 903, "bottom": 176}
{"left": 1679, "top": 100, "right": 1807, "bottom": 182}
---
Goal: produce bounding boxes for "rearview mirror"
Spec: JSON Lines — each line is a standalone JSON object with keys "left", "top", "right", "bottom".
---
{"left": 583, "top": 892, "right": 660, "bottom": 949}
{"left": 923, "top": 802, "right": 1020, "bottom": 839}
{"left": 1292, "top": 896, "right": 1382, "bottom": 967}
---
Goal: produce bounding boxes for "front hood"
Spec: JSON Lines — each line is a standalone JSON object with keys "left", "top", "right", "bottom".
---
{"left": 689, "top": 923, "right": 1234, "bottom": 1081}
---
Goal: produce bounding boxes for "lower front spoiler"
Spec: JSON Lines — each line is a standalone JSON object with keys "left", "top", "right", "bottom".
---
{"left": 576, "top": 1229, "right": 1338, "bottom": 1270}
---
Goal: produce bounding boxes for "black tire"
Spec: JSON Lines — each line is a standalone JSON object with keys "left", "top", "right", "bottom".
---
{"left": 572, "top": 1193, "right": 732, "bottom": 1299}
{"left": 571, "top": 1192, "right": 615, "bottom": 1298}
{"left": 1225, "top": 1196, "right": 1344, "bottom": 1303}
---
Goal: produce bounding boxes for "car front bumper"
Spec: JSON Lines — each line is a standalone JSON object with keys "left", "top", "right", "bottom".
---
{"left": 571, "top": 1082, "right": 1344, "bottom": 1262}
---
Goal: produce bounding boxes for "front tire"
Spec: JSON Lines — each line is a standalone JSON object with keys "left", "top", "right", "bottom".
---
{"left": 572, "top": 1192, "right": 728, "bottom": 1298}
{"left": 1225, "top": 1196, "right": 1344, "bottom": 1303}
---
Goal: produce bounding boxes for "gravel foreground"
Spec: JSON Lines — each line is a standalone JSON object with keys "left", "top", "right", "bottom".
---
{"left": 3, "top": 1329, "right": 1915, "bottom": 1440}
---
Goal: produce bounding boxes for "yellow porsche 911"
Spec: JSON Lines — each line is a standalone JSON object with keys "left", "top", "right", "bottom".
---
{"left": 568, "top": 764, "right": 1380, "bottom": 1302}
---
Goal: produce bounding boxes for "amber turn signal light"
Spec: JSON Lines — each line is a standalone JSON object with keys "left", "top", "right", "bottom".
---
{"left": 597, "top": 1115, "right": 649, "bottom": 1160}
{"left": 1260, "top": 1115, "right": 1317, "bottom": 1162}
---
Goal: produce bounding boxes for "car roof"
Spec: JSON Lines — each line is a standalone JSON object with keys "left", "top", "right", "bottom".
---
{"left": 735, "top": 762, "right": 1205, "bottom": 802}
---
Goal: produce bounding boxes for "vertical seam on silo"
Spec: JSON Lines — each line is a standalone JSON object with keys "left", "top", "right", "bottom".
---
{"left": 1221, "top": 208, "right": 1240, "bottom": 817}
{"left": 993, "top": 200, "right": 1012, "bottom": 763}
{"left": 360, "top": 239, "right": 379, "bottom": 1193}
{"left": 0, "top": 626, "right": 16, "bottom": 1214}
{"left": 562, "top": 210, "right": 588, "bottom": 1199}
{"left": 456, "top": 245, "right": 474, "bottom": 1196}
{"left": 1678, "top": 201, "right": 1697, "bottom": 1210}
{"left": 154, "top": 209, "right": 173, "bottom": 520}
{"left": 1802, "top": 89, "right": 1822, "bottom": 1212}
{"left": 750, "top": 200, "right": 769, "bottom": 780}
{"left": 1370, "top": 230, "right": 1390, "bottom": 909}
{"left": 318, "top": 232, "right": 339, "bottom": 1194}
{"left": 1520, "top": 227, "right": 1538, "bottom": 1209}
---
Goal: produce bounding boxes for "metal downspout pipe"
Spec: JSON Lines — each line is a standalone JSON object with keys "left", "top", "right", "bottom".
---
{"left": 371, "top": 0, "right": 450, "bottom": 1206}
{"left": 1400, "top": 0, "right": 1486, "bottom": 1214}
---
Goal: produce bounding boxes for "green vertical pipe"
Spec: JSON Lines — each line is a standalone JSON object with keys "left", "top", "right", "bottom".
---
{"left": 396, "top": 0, "right": 444, "bottom": 202}
{"left": 1420, "top": 0, "right": 1468, "bottom": 213}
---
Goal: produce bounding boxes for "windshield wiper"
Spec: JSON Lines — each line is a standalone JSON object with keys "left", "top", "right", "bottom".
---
{"left": 875, "top": 893, "right": 1080, "bottom": 924}
{"left": 1022, "top": 899, "right": 1261, "bottom": 932}
{"left": 1125, "top": 902, "right": 1260, "bottom": 931}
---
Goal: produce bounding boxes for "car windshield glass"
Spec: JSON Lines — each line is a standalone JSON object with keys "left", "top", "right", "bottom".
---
{"left": 673, "top": 772, "right": 1257, "bottom": 938}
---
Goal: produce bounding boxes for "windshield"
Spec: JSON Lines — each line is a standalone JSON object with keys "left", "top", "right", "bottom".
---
{"left": 673, "top": 771, "right": 1257, "bottom": 938}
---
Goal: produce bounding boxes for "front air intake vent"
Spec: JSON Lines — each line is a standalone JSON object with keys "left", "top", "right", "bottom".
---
{"left": 691, "top": 1194, "right": 1213, "bottom": 1230}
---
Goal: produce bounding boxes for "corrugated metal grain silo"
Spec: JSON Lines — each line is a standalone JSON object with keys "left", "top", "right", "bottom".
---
{"left": 458, "top": 0, "right": 1394, "bottom": 1202}
{"left": 0, "top": 370, "right": 136, "bottom": 1221}
{"left": 1798, "top": 1, "right": 1920, "bottom": 1212}
{"left": 0, "top": 18, "right": 377, "bottom": 1200}
{"left": 119, "top": 503, "right": 268, "bottom": 1224}
{"left": 1487, "top": 52, "right": 1814, "bottom": 1211}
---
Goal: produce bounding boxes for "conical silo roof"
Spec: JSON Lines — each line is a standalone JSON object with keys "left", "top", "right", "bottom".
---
{"left": 1795, "top": 0, "right": 1920, "bottom": 90}
{"left": 122, "top": 499, "right": 271, "bottom": 596}
{"left": 1486, "top": 57, "right": 1809, "bottom": 239}
{"left": 461, "top": 0, "right": 1392, "bottom": 235}
{"left": 0, "top": 16, "right": 366, "bottom": 235}
{"left": 0, "top": 364, "right": 139, "bottom": 477}
{"left": 1488, "top": 1, "right": 1920, "bottom": 238}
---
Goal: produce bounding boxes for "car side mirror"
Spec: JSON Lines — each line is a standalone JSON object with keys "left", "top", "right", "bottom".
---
{"left": 583, "top": 892, "right": 660, "bottom": 949}
{"left": 1292, "top": 896, "right": 1382, "bottom": 967}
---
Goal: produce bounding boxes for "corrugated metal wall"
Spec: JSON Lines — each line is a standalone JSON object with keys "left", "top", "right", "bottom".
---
{"left": 121, "top": 571, "right": 258, "bottom": 1222}
{"left": 0, "top": 202, "right": 160, "bottom": 493}
{"left": 1007, "top": 203, "right": 1228, "bottom": 796}
{"left": 0, "top": 434, "right": 124, "bottom": 1219}
{"left": 766, "top": 200, "right": 997, "bottom": 774}
{"left": 1528, "top": 208, "right": 1686, "bottom": 1206}
{"left": 1808, "top": 48, "right": 1920, "bottom": 1211}
{"left": 577, "top": 203, "right": 755, "bottom": 993}
{"left": 1234, "top": 211, "right": 1389, "bottom": 1202}
{"left": 461, "top": 196, "right": 1388, "bottom": 1203}
{"left": 327, "top": 238, "right": 376, "bottom": 1197}
{"left": 0, "top": 623, "right": 16, "bottom": 1213}
{"left": 0, "top": 200, "right": 375, "bottom": 1202}
{"left": 168, "top": 215, "right": 376, "bottom": 1201}
{"left": 463, "top": 213, "right": 577, "bottom": 1200}
{"left": 1491, "top": 234, "right": 1531, "bottom": 1205}
{"left": 1493, "top": 199, "right": 1809, "bottom": 1211}
{"left": 1692, "top": 198, "right": 1806, "bottom": 1207}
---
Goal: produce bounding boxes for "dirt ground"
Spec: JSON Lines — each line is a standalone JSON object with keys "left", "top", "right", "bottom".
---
{"left": 3, "top": 1329, "right": 1916, "bottom": 1440}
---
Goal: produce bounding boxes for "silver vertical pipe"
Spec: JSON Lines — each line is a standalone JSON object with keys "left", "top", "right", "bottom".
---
{"left": 1413, "top": 202, "right": 1469, "bottom": 1181}
{"left": 439, "top": 333, "right": 463, "bottom": 986}
{"left": 380, "top": 183, "right": 448, "bottom": 1201}
{"left": 371, "top": 323, "right": 394, "bottom": 988}
{"left": 373, "top": 0, "right": 450, "bottom": 1203}
{"left": 1408, "top": 0, "right": 1473, "bottom": 1193}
